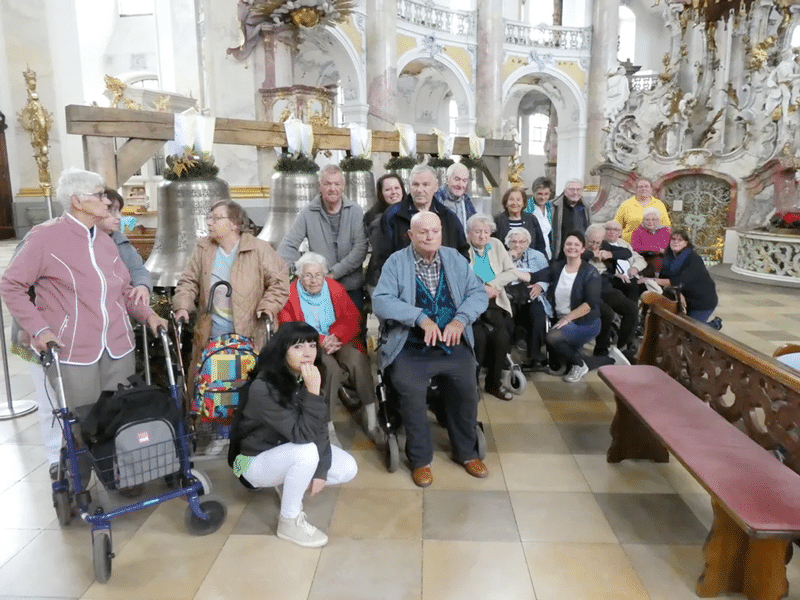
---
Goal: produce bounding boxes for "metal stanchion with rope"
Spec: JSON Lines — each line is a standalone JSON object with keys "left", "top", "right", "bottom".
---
{"left": 0, "top": 297, "right": 38, "bottom": 419}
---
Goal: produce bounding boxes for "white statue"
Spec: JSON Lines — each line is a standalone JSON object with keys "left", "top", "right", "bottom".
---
{"left": 763, "top": 51, "right": 800, "bottom": 121}
{"left": 604, "top": 66, "right": 630, "bottom": 122}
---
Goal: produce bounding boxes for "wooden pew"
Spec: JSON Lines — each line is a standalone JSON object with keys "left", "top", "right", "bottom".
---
{"left": 598, "top": 292, "right": 800, "bottom": 600}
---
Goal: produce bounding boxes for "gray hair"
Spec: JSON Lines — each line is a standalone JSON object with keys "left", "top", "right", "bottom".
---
{"left": 446, "top": 162, "right": 469, "bottom": 179}
{"left": 409, "top": 164, "right": 436, "bottom": 182}
{"left": 564, "top": 178, "right": 583, "bottom": 189}
{"left": 605, "top": 220, "right": 623, "bottom": 231}
{"left": 295, "top": 252, "right": 329, "bottom": 275}
{"left": 318, "top": 164, "right": 343, "bottom": 183}
{"left": 585, "top": 223, "right": 605, "bottom": 239}
{"left": 466, "top": 213, "right": 496, "bottom": 233}
{"left": 505, "top": 227, "right": 531, "bottom": 247}
{"left": 57, "top": 167, "right": 105, "bottom": 207}
{"left": 642, "top": 207, "right": 661, "bottom": 219}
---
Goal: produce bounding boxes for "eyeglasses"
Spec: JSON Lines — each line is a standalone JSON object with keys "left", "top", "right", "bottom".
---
{"left": 300, "top": 273, "right": 325, "bottom": 281}
{"left": 206, "top": 214, "right": 229, "bottom": 223}
{"left": 84, "top": 191, "right": 106, "bottom": 200}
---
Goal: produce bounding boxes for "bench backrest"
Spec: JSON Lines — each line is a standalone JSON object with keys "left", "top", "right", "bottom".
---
{"left": 638, "top": 292, "right": 800, "bottom": 476}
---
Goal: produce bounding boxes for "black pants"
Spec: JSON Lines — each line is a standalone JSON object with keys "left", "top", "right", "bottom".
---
{"left": 596, "top": 287, "right": 638, "bottom": 352}
{"left": 512, "top": 300, "right": 548, "bottom": 362}
{"left": 473, "top": 305, "right": 512, "bottom": 390}
{"left": 611, "top": 277, "right": 642, "bottom": 304}
{"left": 389, "top": 344, "right": 479, "bottom": 469}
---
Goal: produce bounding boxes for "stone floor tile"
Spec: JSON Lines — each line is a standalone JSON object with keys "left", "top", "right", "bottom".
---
{"left": 509, "top": 491, "right": 618, "bottom": 543}
{"left": 328, "top": 487, "right": 422, "bottom": 539}
{"left": 422, "top": 489, "right": 519, "bottom": 542}
{"left": 499, "top": 452, "right": 590, "bottom": 492}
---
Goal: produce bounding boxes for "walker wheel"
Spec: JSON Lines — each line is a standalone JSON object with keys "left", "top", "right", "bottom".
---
{"left": 92, "top": 529, "right": 113, "bottom": 583}
{"left": 189, "top": 468, "right": 212, "bottom": 496}
{"left": 476, "top": 422, "right": 487, "bottom": 460}
{"left": 185, "top": 495, "right": 227, "bottom": 536}
{"left": 53, "top": 490, "right": 73, "bottom": 526}
{"left": 384, "top": 433, "right": 400, "bottom": 473}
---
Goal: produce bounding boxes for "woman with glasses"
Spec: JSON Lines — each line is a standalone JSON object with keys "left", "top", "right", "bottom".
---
{"left": 277, "top": 252, "right": 378, "bottom": 439}
{"left": 173, "top": 200, "right": 290, "bottom": 393}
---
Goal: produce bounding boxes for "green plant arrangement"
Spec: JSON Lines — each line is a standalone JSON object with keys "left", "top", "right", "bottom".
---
{"left": 339, "top": 156, "right": 373, "bottom": 172}
{"left": 385, "top": 155, "right": 417, "bottom": 171}
{"left": 163, "top": 147, "right": 220, "bottom": 180}
{"left": 274, "top": 152, "right": 320, "bottom": 174}
{"left": 428, "top": 156, "right": 454, "bottom": 169}
{"left": 459, "top": 155, "right": 486, "bottom": 171}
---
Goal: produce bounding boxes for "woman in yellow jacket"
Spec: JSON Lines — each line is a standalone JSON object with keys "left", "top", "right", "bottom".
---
{"left": 614, "top": 178, "right": 670, "bottom": 243}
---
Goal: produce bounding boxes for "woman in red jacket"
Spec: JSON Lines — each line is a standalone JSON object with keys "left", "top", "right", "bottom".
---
{"left": 278, "top": 252, "right": 378, "bottom": 438}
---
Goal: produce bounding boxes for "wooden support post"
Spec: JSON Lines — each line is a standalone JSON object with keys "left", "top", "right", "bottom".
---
{"left": 696, "top": 500, "right": 789, "bottom": 600}
{"left": 116, "top": 139, "right": 166, "bottom": 185}
{"left": 83, "top": 136, "right": 118, "bottom": 188}
{"left": 606, "top": 396, "right": 669, "bottom": 463}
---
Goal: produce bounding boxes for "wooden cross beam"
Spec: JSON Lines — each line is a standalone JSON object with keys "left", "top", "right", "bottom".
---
{"left": 65, "top": 105, "right": 516, "bottom": 189}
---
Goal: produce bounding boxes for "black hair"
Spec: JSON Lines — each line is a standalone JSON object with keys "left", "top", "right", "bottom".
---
{"left": 105, "top": 188, "right": 124, "bottom": 210}
{"left": 252, "top": 321, "right": 325, "bottom": 405}
{"left": 364, "top": 173, "right": 407, "bottom": 226}
{"left": 669, "top": 228, "right": 694, "bottom": 249}
{"left": 563, "top": 230, "right": 586, "bottom": 248}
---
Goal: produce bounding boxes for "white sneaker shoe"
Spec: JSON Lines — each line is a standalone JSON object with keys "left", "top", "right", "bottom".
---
{"left": 563, "top": 362, "right": 589, "bottom": 383}
{"left": 608, "top": 346, "right": 631, "bottom": 366}
{"left": 277, "top": 512, "right": 328, "bottom": 548}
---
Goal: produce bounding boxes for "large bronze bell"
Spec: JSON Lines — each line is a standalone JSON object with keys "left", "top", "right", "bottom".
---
{"left": 257, "top": 172, "right": 318, "bottom": 248}
{"left": 144, "top": 177, "right": 230, "bottom": 288}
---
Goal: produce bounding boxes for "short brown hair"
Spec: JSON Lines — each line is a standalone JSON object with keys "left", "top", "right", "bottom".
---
{"left": 501, "top": 187, "right": 527, "bottom": 210}
{"left": 105, "top": 188, "right": 124, "bottom": 210}
{"left": 210, "top": 200, "right": 248, "bottom": 234}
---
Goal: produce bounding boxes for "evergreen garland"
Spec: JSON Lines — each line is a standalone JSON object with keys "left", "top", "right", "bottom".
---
{"left": 274, "top": 153, "right": 320, "bottom": 174}
{"left": 339, "top": 156, "right": 373, "bottom": 172}
{"left": 385, "top": 155, "right": 417, "bottom": 171}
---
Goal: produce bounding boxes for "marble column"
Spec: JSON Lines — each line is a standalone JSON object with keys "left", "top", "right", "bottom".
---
{"left": 476, "top": 0, "right": 504, "bottom": 139}
{"left": 366, "top": 0, "right": 397, "bottom": 131}
{"left": 585, "top": 0, "right": 620, "bottom": 183}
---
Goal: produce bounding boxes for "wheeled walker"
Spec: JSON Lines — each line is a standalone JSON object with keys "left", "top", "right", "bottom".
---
{"left": 44, "top": 326, "right": 226, "bottom": 583}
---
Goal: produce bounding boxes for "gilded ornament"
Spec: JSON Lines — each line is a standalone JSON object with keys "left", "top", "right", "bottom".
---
{"left": 104, "top": 75, "right": 141, "bottom": 110}
{"left": 291, "top": 7, "right": 320, "bottom": 28}
{"left": 152, "top": 95, "right": 171, "bottom": 112}
{"left": 17, "top": 68, "right": 53, "bottom": 191}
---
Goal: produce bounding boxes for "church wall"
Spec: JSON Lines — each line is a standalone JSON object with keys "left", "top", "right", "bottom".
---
{"left": 631, "top": 5, "right": 670, "bottom": 72}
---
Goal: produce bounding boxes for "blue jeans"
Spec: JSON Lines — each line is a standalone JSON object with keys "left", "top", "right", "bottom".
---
{"left": 687, "top": 308, "right": 714, "bottom": 324}
{"left": 545, "top": 318, "right": 602, "bottom": 368}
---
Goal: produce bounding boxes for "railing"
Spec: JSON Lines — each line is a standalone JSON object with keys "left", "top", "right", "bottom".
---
{"left": 397, "top": 0, "right": 476, "bottom": 37}
{"left": 504, "top": 22, "right": 591, "bottom": 51}
{"left": 631, "top": 74, "right": 659, "bottom": 92}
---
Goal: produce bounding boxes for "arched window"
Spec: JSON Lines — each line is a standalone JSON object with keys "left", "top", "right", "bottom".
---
{"left": 618, "top": 6, "right": 636, "bottom": 63}
{"left": 526, "top": 113, "right": 549, "bottom": 156}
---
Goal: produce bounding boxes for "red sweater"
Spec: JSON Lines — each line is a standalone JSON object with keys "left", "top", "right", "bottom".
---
{"left": 631, "top": 225, "right": 670, "bottom": 254}
{"left": 277, "top": 278, "right": 366, "bottom": 353}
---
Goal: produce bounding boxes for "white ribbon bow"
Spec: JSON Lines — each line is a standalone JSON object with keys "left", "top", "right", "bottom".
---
{"left": 348, "top": 123, "right": 372, "bottom": 158}
{"left": 396, "top": 123, "right": 416, "bottom": 157}
{"left": 468, "top": 134, "right": 485, "bottom": 160}
{"left": 432, "top": 128, "right": 454, "bottom": 158}
{"left": 284, "top": 116, "right": 314, "bottom": 157}
{"left": 168, "top": 110, "right": 216, "bottom": 156}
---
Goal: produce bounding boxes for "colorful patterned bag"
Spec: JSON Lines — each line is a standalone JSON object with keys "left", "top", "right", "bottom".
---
{"left": 193, "top": 333, "right": 258, "bottom": 424}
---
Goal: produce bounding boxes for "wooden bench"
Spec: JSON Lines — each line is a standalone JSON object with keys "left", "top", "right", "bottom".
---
{"left": 597, "top": 292, "right": 800, "bottom": 600}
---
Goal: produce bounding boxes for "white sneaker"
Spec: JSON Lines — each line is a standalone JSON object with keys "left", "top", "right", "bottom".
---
{"left": 608, "top": 346, "right": 631, "bottom": 366}
{"left": 277, "top": 512, "right": 328, "bottom": 548}
{"left": 563, "top": 362, "right": 589, "bottom": 383}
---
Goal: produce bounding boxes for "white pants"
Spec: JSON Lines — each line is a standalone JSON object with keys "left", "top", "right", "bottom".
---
{"left": 30, "top": 364, "right": 61, "bottom": 465}
{"left": 242, "top": 443, "right": 357, "bottom": 519}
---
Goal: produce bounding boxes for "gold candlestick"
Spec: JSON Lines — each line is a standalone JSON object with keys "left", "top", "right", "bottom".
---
{"left": 16, "top": 68, "right": 54, "bottom": 218}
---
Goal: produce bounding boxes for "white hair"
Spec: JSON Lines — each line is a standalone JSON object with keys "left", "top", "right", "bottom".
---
{"left": 564, "top": 178, "right": 583, "bottom": 189}
{"left": 56, "top": 167, "right": 104, "bottom": 207}
{"left": 446, "top": 162, "right": 469, "bottom": 179}
{"left": 409, "top": 164, "right": 436, "bottom": 182}
{"left": 505, "top": 227, "right": 531, "bottom": 247}
{"left": 642, "top": 207, "right": 661, "bottom": 219}
{"left": 295, "top": 252, "right": 329, "bottom": 274}
{"left": 318, "top": 164, "right": 343, "bottom": 183}
{"left": 466, "top": 213, "right": 496, "bottom": 233}
{"left": 585, "top": 223, "right": 605, "bottom": 239}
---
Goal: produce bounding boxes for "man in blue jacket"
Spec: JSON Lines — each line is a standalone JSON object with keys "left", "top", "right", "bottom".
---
{"left": 373, "top": 211, "right": 489, "bottom": 488}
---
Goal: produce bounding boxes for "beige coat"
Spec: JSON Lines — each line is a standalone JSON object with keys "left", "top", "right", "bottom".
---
{"left": 468, "top": 237, "right": 517, "bottom": 316}
{"left": 172, "top": 233, "right": 289, "bottom": 387}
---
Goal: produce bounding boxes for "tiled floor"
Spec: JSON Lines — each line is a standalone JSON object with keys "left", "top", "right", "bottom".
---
{"left": 1, "top": 237, "right": 799, "bottom": 599}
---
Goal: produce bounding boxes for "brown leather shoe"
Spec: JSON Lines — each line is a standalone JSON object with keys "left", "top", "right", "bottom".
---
{"left": 463, "top": 458, "right": 489, "bottom": 478}
{"left": 411, "top": 465, "right": 433, "bottom": 488}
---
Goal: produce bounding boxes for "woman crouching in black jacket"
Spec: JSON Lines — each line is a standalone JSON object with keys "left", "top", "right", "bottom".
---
{"left": 231, "top": 321, "right": 357, "bottom": 547}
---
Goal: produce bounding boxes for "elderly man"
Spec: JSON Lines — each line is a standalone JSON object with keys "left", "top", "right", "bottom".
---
{"left": 371, "top": 165, "right": 469, "bottom": 287}
{"left": 0, "top": 167, "right": 167, "bottom": 413}
{"left": 583, "top": 224, "right": 638, "bottom": 362}
{"left": 373, "top": 211, "right": 488, "bottom": 487}
{"left": 604, "top": 220, "right": 647, "bottom": 303}
{"left": 278, "top": 164, "right": 368, "bottom": 311}
{"left": 551, "top": 178, "right": 592, "bottom": 259}
{"left": 432, "top": 162, "right": 476, "bottom": 231}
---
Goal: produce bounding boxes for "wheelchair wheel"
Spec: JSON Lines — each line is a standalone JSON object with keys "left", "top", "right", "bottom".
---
{"left": 53, "top": 489, "right": 73, "bottom": 526}
{"left": 384, "top": 432, "right": 400, "bottom": 473}
{"left": 476, "top": 422, "right": 486, "bottom": 460}
{"left": 92, "top": 528, "right": 113, "bottom": 583}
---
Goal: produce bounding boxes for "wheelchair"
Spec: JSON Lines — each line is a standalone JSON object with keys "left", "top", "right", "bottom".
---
{"left": 374, "top": 369, "right": 487, "bottom": 473}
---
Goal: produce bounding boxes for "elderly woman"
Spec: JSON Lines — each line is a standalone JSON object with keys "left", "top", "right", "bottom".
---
{"left": 643, "top": 229, "right": 719, "bottom": 325}
{"left": 614, "top": 178, "right": 671, "bottom": 243}
{"left": 467, "top": 214, "right": 518, "bottom": 400}
{"left": 494, "top": 186, "right": 546, "bottom": 255}
{"left": 505, "top": 228, "right": 552, "bottom": 370}
{"left": 277, "top": 252, "right": 378, "bottom": 436}
{"left": 173, "top": 200, "right": 290, "bottom": 390}
{"left": 631, "top": 207, "right": 670, "bottom": 275}
{"left": 545, "top": 232, "right": 602, "bottom": 383}
{"left": 365, "top": 174, "right": 406, "bottom": 290}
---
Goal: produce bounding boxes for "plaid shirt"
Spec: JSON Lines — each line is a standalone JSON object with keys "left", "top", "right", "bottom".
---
{"left": 412, "top": 247, "right": 442, "bottom": 297}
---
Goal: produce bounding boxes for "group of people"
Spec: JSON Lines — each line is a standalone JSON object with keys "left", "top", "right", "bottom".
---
{"left": 0, "top": 163, "right": 721, "bottom": 550}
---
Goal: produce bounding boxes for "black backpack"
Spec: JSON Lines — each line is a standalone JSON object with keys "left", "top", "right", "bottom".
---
{"left": 227, "top": 379, "right": 257, "bottom": 489}
{"left": 82, "top": 375, "right": 181, "bottom": 490}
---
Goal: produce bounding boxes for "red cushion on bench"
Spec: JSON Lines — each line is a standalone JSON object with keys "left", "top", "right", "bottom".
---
{"left": 599, "top": 364, "right": 800, "bottom": 538}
